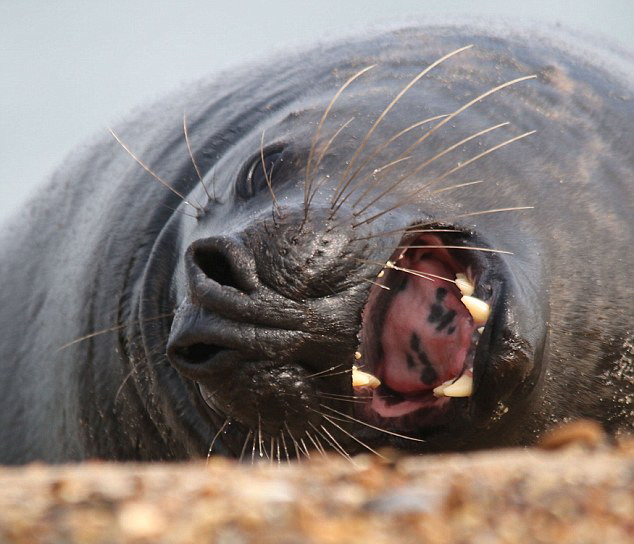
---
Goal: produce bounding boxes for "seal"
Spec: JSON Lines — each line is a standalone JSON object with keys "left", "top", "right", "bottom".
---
{"left": 0, "top": 24, "right": 632, "bottom": 463}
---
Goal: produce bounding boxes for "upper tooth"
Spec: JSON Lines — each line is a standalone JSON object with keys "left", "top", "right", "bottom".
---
{"left": 461, "top": 295, "right": 490, "bottom": 325}
{"left": 352, "top": 366, "right": 381, "bottom": 389}
{"left": 455, "top": 273, "right": 475, "bottom": 296}
{"left": 433, "top": 379, "right": 451, "bottom": 397}
{"left": 354, "top": 351, "right": 362, "bottom": 360}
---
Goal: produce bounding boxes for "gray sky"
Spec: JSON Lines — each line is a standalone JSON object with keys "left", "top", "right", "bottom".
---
{"left": 1, "top": 0, "right": 633, "bottom": 222}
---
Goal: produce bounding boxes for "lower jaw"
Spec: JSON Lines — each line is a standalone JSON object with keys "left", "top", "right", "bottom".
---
{"left": 354, "top": 393, "right": 471, "bottom": 435}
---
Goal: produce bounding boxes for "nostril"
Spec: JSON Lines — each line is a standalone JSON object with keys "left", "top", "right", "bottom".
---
{"left": 193, "top": 247, "right": 240, "bottom": 289}
{"left": 174, "top": 343, "right": 222, "bottom": 364}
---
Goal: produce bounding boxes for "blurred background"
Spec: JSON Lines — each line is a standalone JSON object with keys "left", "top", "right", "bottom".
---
{"left": 1, "top": 0, "right": 632, "bottom": 222}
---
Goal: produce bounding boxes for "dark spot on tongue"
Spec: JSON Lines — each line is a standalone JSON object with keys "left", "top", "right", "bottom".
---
{"left": 406, "top": 353, "right": 416, "bottom": 369}
{"left": 410, "top": 332, "right": 421, "bottom": 352}
{"left": 421, "top": 365, "right": 438, "bottom": 385}
{"left": 428, "top": 287, "right": 457, "bottom": 332}
{"left": 416, "top": 349, "right": 438, "bottom": 385}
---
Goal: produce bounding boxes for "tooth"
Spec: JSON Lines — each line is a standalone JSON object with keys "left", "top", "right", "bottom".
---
{"left": 354, "top": 351, "right": 362, "bottom": 360}
{"left": 433, "top": 382, "right": 448, "bottom": 397}
{"left": 352, "top": 366, "right": 381, "bottom": 389}
{"left": 477, "top": 326, "right": 485, "bottom": 334}
{"left": 432, "top": 377, "right": 455, "bottom": 397}
{"left": 442, "top": 374, "right": 474, "bottom": 397}
{"left": 461, "top": 295, "right": 490, "bottom": 325}
{"left": 455, "top": 273, "right": 474, "bottom": 296}
{"left": 377, "top": 270, "right": 385, "bottom": 278}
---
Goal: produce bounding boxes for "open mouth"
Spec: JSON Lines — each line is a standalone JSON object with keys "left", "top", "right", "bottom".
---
{"left": 353, "top": 230, "right": 497, "bottom": 434}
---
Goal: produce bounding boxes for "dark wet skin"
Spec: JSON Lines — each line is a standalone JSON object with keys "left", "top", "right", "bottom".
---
{"left": 0, "top": 25, "right": 631, "bottom": 463}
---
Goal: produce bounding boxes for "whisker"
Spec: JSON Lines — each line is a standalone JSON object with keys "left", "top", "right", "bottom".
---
{"left": 320, "top": 404, "right": 426, "bottom": 443}
{"left": 206, "top": 419, "right": 229, "bottom": 464}
{"left": 108, "top": 128, "right": 202, "bottom": 213}
{"left": 332, "top": 45, "right": 474, "bottom": 206}
{"left": 304, "top": 64, "right": 377, "bottom": 209}
{"left": 386, "top": 263, "right": 455, "bottom": 283}
{"left": 431, "top": 180, "right": 484, "bottom": 194}
{"left": 280, "top": 431, "right": 291, "bottom": 464}
{"left": 257, "top": 414, "right": 269, "bottom": 460}
{"left": 353, "top": 257, "right": 451, "bottom": 283}
{"left": 352, "top": 129, "right": 533, "bottom": 228}
{"left": 159, "top": 202, "right": 199, "bottom": 219}
{"left": 331, "top": 114, "right": 449, "bottom": 213}
{"left": 318, "top": 393, "right": 366, "bottom": 405}
{"left": 309, "top": 421, "right": 349, "bottom": 460}
{"left": 318, "top": 391, "right": 364, "bottom": 401}
{"left": 353, "top": 122, "right": 509, "bottom": 213}
{"left": 305, "top": 431, "right": 327, "bottom": 457}
{"left": 397, "top": 244, "right": 513, "bottom": 255}
{"left": 299, "top": 437, "right": 312, "bottom": 459}
{"left": 388, "top": 75, "right": 537, "bottom": 176}
{"left": 308, "top": 368, "right": 353, "bottom": 379}
{"left": 284, "top": 422, "right": 304, "bottom": 462}
{"left": 251, "top": 431, "right": 258, "bottom": 464}
{"left": 321, "top": 413, "right": 387, "bottom": 459}
{"left": 353, "top": 228, "right": 461, "bottom": 241}
{"left": 275, "top": 436, "right": 281, "bottom": 466}
{"left": 305, "top": 117, "right": 355, "bottom": 210}
{"left": 198, "top": 385, "right": 223, "bottom": 405}
{"left": 260, "top": 130, "right": 282, "bottom": 219}
{"left": 113, "top": 365, "right": 138, "bottom": 405}
{"left": 304, "top": 364, "right": 345, "bottom": 379}
{"left": 399, "top": 208, "right": 534, "bottom": 233}
{"left": 239, "top": 430, "right": 253, "bottom": 463}
{"left": 444, "top": 206, "right": 535, "bottom": 220}
{"left": 351, "top": 77, "right": 536, "bottom": 227}
{"left": 432, "top": 130, "right": 537, "bottom": 185}
{"left": 316, "top": 422, "right": 356, "bottom": 464}
{"left": 183, "top": 113, "right": 214, "bottom": 205}
{"left": 56, "top": 312, "right": 174, "bottom": 352}
{"left": 362, "top": 278, "right": 391, "bottom": 291}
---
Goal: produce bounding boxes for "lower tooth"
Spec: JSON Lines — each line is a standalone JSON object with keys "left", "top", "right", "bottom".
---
{"left": 442, "top": 374, "right": 474, "bottom": 397}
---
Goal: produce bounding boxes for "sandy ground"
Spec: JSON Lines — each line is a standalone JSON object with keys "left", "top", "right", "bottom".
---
{"left": 1, "top": 423, "right": 632, "bottom": 544}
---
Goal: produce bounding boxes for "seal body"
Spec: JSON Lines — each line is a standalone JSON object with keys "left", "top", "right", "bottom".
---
{"left": 0, "top": 25, "right": 632, "bottom": 463}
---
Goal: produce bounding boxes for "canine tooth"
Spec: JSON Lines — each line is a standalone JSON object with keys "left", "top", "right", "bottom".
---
{"left": 442, "top": 374, "right": 474, "bottom": 397}
{"left": 477, "top": 326, "right": 485, "bottom": 334}
{"left": 377, "top": 270, "right": 385, "bottom": 278}
{"left": 352, "top": 365, "right": 381, "bottom": 389}
{"left": 461, "top": 295, "right": 490, "bottom": 325}
{"left": 432, "top": 377, "right": 454, "bottom": 397}
{"left": 354, "top": 351, "right": 362, "bottom": 360}
{"left": 455, "top": 273, "right": 474, "bottom": 296}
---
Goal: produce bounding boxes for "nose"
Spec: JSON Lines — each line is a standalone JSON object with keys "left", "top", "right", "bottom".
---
{"left": 188, "top": 235, "right": 258, "bottom": 298}
{"left": 165, "top": 233, "right": 304, "bottom": 377}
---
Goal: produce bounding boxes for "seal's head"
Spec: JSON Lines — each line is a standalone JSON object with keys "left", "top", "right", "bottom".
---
{"left": 147, "top": 44, "right": 549, "bottom": 457}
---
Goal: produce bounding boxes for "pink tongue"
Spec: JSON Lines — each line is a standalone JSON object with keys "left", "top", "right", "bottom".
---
{"left": 379, "top": 250, "right": 475, "bottom": 393}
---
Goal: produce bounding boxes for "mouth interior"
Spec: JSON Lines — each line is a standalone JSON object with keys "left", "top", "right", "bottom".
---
{"left": 357, "top": 233, "right": 487, "bottom": 421}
